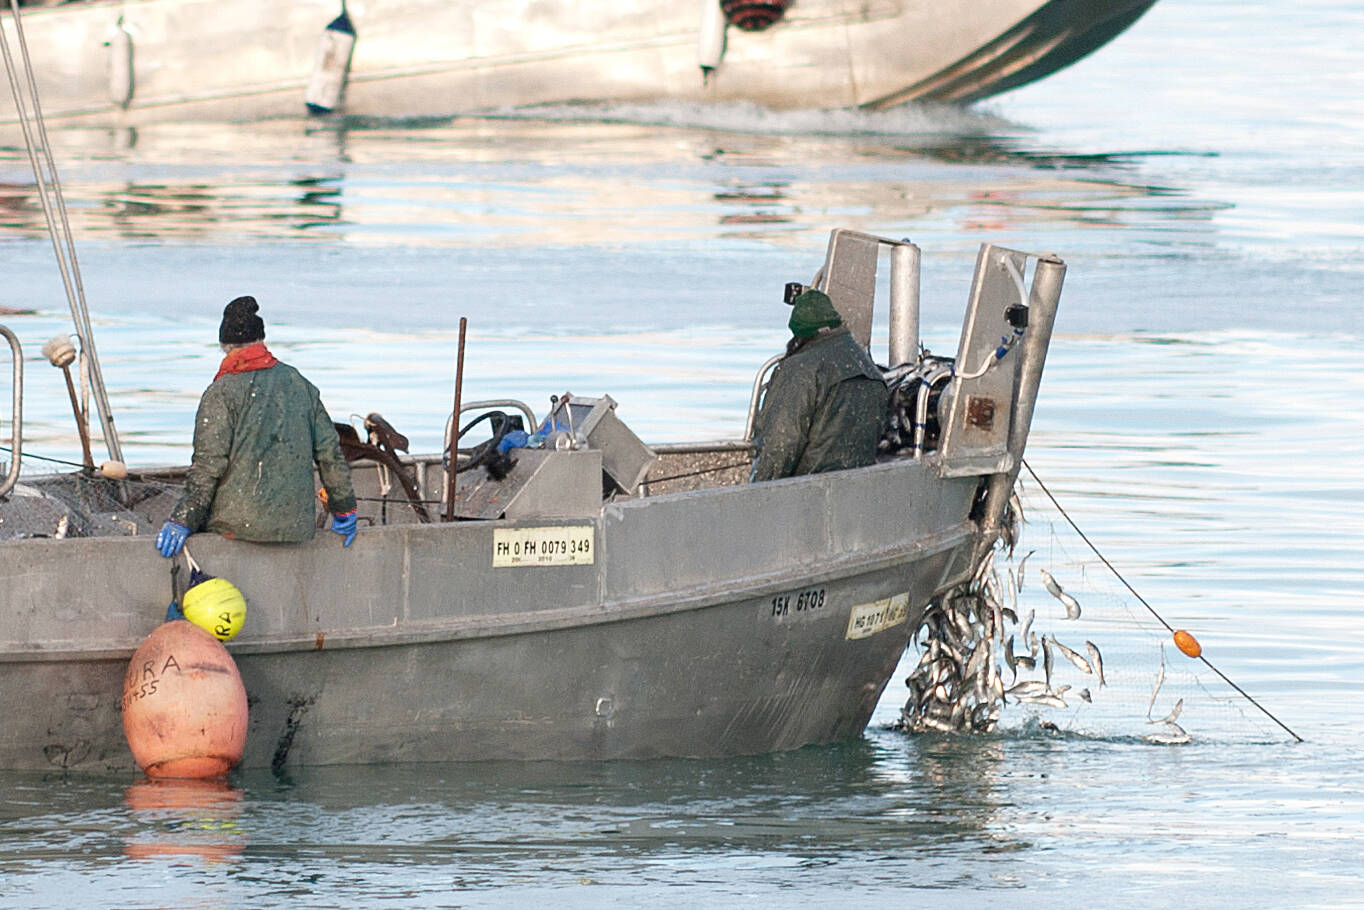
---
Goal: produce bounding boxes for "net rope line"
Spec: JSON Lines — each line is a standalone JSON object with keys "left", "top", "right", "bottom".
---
{"left": 1009, "top": 488, "right": 1280, "bottom": 741}
{"left": 1021, "top": 458, "right": 1303, "bottom": 743}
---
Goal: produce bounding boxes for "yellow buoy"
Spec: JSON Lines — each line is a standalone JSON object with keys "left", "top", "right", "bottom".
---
{"left": 1173, "top": 629, "right": 1202, "bottom": 658}
{"left": 121, "top": 620, "right": 248, "bottom": 779}
{"left": 182, "top": 576, "right": 247, "bottom": 642}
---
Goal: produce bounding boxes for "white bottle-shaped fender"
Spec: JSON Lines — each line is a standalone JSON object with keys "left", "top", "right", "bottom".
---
{"left": 105, "top": 17, "right": 134, "bottom": 109}
{"left": 697, "top": 0, "right": 727, "bottom": 76}
{"left": 305, "top": 8, "right": 357, "bottom": 115}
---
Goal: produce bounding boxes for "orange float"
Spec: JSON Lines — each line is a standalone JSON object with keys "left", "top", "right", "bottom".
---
{"left": 121, "top": 620, "right": 248, "bottom": 779}
{"left": 1173, "top": 629, "right": 1202, "bottom": 658}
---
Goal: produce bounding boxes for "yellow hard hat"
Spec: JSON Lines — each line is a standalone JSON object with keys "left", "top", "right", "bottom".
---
{"left": 181, "top": 576, "right": 247, "bottom": 642}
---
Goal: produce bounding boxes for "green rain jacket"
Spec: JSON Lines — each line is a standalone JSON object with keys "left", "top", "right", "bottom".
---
{"left": 170, "top": 362, "right": 357, "bottom": 542}
{"left": 750, "top": 327, "right": 889, "bottom": 482}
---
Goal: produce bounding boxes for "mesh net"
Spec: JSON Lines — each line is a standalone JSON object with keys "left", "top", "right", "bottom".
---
{"left": 0, "top": 464, "right": 183, "bottom": 541}
{"left": 898, "top": 477, "right": 1291, "bottom": 745}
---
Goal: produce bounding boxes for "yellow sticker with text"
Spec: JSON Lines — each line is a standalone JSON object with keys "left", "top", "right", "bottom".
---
{"left": 493, "top": 526, "right": 594, "bottom": 567}
{"left": 845, "top": 593, "right": 910, "bottom": 640}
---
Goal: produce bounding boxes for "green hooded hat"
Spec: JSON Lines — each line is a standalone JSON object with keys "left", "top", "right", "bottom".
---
{"left": 787, "top": 289, "right": 842, "bottom": 339}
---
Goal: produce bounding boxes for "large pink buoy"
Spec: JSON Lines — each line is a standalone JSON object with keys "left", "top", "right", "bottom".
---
{"left": 121, "top": 620, "right": 248, "bottom": 779}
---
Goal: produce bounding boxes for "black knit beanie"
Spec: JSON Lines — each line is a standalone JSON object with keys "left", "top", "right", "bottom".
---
{"left": 219, "top": 296, "right": 265, "bottom": 344}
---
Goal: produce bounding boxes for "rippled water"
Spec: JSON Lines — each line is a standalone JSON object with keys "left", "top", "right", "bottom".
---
{"left": 2, "top": 0, "right": 1363, "bottom": 905}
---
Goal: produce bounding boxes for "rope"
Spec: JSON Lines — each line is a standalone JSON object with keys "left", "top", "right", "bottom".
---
{"left": 644, "top": 460, "right": 752, "bottom": 486}
{"left": 0, "top": 443, "right": 87, "bottom": 470}
{"left": 1022, "top": 458, "right": 1303, "bottom": 743}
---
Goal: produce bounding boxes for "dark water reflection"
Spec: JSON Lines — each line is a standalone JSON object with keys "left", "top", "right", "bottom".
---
{"left": 0, "top": 113, "right": 1218, "bottom": 249}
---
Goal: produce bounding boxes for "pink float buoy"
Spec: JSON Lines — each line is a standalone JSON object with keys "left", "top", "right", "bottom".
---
{"left": 121, "top": 620, "right": 248, "bottom": 779}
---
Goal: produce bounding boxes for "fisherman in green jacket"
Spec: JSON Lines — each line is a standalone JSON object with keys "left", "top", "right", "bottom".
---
{"left": 750, "top": 288, "right": 888, "bottom": 482}
{"left": 155, "top": 296, "right": 358, "bottom": 556}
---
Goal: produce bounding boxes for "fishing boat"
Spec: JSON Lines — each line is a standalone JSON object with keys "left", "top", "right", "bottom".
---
{"left": 0, "top": 0, "right": 1156, "bottom": 130}
{"left": 0, "top": 229, "right": 1064, "bottom": 772}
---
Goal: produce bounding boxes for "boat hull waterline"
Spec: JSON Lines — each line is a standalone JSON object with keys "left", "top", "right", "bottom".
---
{"left": 0, "top": 0, "right": 1159, "bottom": 128}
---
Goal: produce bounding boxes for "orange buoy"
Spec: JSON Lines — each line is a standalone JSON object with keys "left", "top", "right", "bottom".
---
{"left": 1173, "top": 629, "right": 1202, "bottom": 658}
{"left": 121, "top": 620, "right": 248, "bottom": 779}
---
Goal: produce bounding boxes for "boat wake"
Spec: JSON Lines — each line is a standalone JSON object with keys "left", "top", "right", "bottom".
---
{"left": 480, "top": 99, "right": 1013, "bottom": 143}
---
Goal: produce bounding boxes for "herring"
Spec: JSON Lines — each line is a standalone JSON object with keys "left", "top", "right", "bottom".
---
{"left": 1052, "top": 637, "right": 1093, "bottom": 675}
{"left": 1085, "top": 640, "right": 1106, "bottom": 687}
{"left": 1039, "top": 567, "right": 1081, "bottom": 619}
{"left": 1149, "top": 697, "right": 1184, "bottom": 726}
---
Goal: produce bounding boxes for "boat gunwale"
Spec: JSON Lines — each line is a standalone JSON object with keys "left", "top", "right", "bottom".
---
{"left": 0, "top": 516, "right": 976, "bottom": 664}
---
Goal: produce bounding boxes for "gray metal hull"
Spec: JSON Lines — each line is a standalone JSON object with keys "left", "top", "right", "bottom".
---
{"left": 0, "top": 456, "right": 978, "bottom": 772}
{"left": 1, "top": 0, "right": 1157, "bottom": 128}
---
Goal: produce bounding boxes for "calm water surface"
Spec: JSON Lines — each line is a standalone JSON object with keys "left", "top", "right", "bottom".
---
{"left": 2, "top": 0, "right": 1363, "bottom": 906}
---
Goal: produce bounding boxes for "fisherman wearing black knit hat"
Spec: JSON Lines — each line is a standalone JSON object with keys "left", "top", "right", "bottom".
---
{"left": 749, "top": 287, "right": 888, "bottom": 481}
{"left": 156, "top": 296, "right": 358, "bottom": 556}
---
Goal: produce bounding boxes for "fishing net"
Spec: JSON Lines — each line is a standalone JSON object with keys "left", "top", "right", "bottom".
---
{"left": 897, "top": 474, "right": 1292, "bottom": 745}
{"left": 0, "top": 462, "right": 183, "bottom": 541}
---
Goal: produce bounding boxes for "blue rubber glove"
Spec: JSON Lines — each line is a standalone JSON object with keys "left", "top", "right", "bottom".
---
{"left": 156, "top": 520, "right": 189, "bottom": 558}
{"left": 331, "top": 510, "right": 358, "bottom": 547}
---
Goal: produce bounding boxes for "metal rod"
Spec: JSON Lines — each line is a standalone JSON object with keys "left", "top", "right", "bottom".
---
{"left": 977, "top": 254, "right": 1065, "bottom": 556}
{"left": 888, "top": 242, "right": 920, "bottom": 367}
{"left": 443, "top": 317, "right": 468, "bottom": 522}
{"left": 1, "top": 0, "right": 123, "bottom": 464}
{"left": 743, "top": 353, "right": 783, "bottom": 441}
{"left": 59, "top": 365, "right": 94, "bottom": 469}
{"left": 0, "top": 325, "right": 21, "bottom": 497}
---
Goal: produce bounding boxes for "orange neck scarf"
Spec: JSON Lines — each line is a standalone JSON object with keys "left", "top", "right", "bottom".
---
{"left": 214, "top": 342, "right": 278, "bottom": 381}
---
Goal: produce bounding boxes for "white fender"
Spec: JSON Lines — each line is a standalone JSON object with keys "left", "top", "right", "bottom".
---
{"left": 697, "top": 0, "right": 727, "bottom": 76}
{"left": 104, "top": 17, "right": 134, "bottom": 109}
{"left": 305, "top": 9, "right": 357, "bottom": 114}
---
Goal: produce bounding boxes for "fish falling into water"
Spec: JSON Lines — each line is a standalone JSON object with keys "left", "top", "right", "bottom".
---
{"left": 1039, "top": 568, "right": 1081, "bottom": 620}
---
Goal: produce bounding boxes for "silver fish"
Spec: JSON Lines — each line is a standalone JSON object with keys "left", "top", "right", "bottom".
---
{"left": 1006, "top": 680, "right": 1050, "bottom": 698}
{"left": 1143, "top": 723, "right": 1190, "bottom": 745}
{"left": 920, "top": 715, "right": 955, "bottom": 734}
{"left": 1052, "top": 637, "right": 1093, "bottom": 675}
{"left": 1147, "top": 645, "right": 1167, "bottom": 720}
{"left": 1078, "top": 687, "right": 1092, "bottom": 703}
{"left": 1003, "top": 635, "right": 1017, "bottom": 681}
{"left": 1085, "top": 641, "right": 1106, "bottom": 687}
{"left": 1042, "top": 634, "right": 1054, "bottom": 686}
{"left": 1017, "top": 694, "right": 1068, "bottom": 709}
{"left": 1149, "top": 697, "right": 1184, "bottom": 726}
{"left": 1039, "top": 568, "right": 1082, "bottom": 619}
{"left": 985, "top": 570, "right": 1005, "bottom": 612}
{"left": 1014, "top": 655, "right": 1037, "bottom": 671}
{"left": 963, "top": 642, "right": 988, "bottom": 681}
{"left": 973, "top": 549, "right": 996, "bottom": 585}
{"left": 1020, "top": 609, "right": 1035, "bottom": 649}
{"left": 1039, "top": 568, "right": 1063, "bottom": 598}
{"left": 1017, "top": 549, "right": 1036, "bottom": 592}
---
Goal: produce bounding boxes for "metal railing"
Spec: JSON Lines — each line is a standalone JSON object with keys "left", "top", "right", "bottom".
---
{"left": 0, "top": 325, "right": 22, "bottom": 497}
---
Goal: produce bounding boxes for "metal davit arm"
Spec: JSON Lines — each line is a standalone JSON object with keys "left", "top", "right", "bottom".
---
{"left": 976, "top": 253, "right": 1065, "bottom": 555}
{"left": 0, "top": 325, "right": 21, "bottom": 498}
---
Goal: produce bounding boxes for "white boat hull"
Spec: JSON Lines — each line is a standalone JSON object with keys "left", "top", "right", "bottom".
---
{"left": 1, "top": 0, "right": 1157, "bottom": 127}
